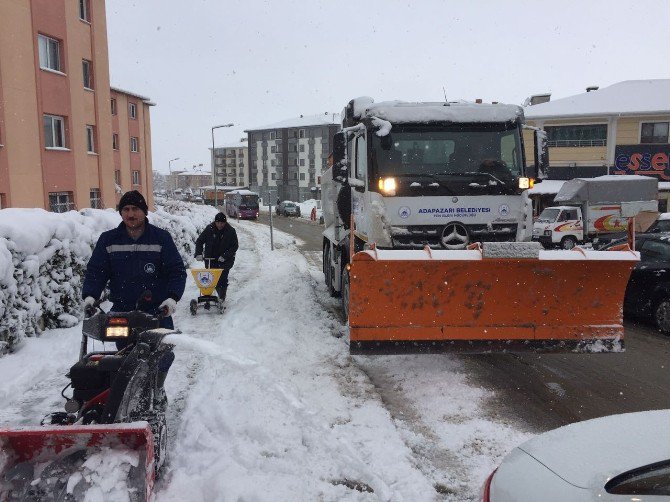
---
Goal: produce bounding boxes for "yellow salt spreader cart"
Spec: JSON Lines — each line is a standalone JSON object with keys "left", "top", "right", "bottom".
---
{"left": 189, "top": 258, "right": 225, "bottom": 315}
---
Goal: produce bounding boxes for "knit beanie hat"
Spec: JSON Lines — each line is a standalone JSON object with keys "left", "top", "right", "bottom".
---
{"left": 118, "top": 190, "right": 149, "bottom": 215}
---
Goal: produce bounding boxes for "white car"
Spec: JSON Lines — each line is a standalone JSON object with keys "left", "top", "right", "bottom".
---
{"left": 483, "top": 410, "right": 670, "bottom": 501}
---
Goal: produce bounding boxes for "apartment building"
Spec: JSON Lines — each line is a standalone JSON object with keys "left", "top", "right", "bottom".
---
{"left": 211, "top": 143, "right": 248, "bottom": 188}
{"left": 524, "top": 80, "right": 670, "bottom": 182}
{"left": 110, "top": 88, "right": 154, "bottom": 205}
{"left": 245, "top": 113, "right": 341, "bottom": 203}
{"left": 0, "top": 0, "right": 154, "bottom": 211}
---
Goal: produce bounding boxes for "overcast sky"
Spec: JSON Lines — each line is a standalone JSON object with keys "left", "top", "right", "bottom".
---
{"left": 106, "top": 0, "right": 670, "bottom": 174}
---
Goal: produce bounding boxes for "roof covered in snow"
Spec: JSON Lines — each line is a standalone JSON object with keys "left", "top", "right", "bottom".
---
{"left": 357, "top": 99, "right": 522, "bottom": 124}
{"left": 525, "top": 80, "right": 670, "bottom": 119}
{"left": 528, "top": 179, "right": 567, "bottom": 195}
{"left": 110, "top": 86, "right": 155, "bottom": 106}
{"left": 554, "top": 175, "right": 658, "bottom": 204}
{"left": 245, "top": 113, "right": 340, "bottom": 132}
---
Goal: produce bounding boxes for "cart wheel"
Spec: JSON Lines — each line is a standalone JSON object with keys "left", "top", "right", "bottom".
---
{"left": 189, "top": 299, "right": 198, "bottom": 316}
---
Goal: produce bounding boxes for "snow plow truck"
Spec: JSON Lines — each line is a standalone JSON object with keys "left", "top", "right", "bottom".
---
{"left": 321, "top": 97, "right": 639, "bottom": 354}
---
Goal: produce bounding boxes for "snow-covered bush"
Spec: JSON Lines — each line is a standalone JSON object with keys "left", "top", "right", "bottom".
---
{"left": 0, "top": 201, "right": 217, "bottom": 352}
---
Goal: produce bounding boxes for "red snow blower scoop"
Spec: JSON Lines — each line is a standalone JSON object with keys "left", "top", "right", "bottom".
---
{"left": 0, "top": 423, "right": 154, "bottom": 500}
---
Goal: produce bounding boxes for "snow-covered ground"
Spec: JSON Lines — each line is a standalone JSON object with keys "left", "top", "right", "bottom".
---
{"left": 0, "top": 206, "right": 533, "bottom": 501}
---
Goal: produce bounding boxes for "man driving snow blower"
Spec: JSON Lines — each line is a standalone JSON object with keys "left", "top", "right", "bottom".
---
{"left": 82, "top": 190, "right": 187, "bottom": 403}
{"left": 194, "top": 212, "right": 239, "bottom": 302}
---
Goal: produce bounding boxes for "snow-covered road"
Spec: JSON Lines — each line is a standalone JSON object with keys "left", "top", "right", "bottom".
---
{"left": 0, "top": 220, "right": 532, "bottom": 501}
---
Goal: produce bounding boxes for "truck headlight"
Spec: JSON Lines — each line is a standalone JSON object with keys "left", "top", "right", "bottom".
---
{"left": 544, "top": 230, "right": 552, "bottom": 236}
{"left": 518, "top": 177, "right": 535, "bottom": 189}
{"left": 378, "top": 177, "right": 397, "bottom": 196}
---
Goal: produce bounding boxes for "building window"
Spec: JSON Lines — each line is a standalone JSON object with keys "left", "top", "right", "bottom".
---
{"left": 545, "top": 124, "right": 607, "bottom": 147}
{"left": 299, "top": 159, "right": 305, "bottom": 166}
{"left": 79, "top": 0, "right": 90, "bottom": 22}
{"left": 271, "top": 159, "right": 276, "bottom": 166}
{"left": 114, "top": 170, "right": 121, "bottom": 185}
{"left": 270, "top": 131, "right": 275, "bottom": 140}
{"left": 299, "top": 129, "right": 305, "bottom": 139}
{"left": 111, "top": 98, "right": 117, "bottom": 115}
{"left": 293, "top": 172, "right": 298, "bottom": 180}
{"left": 86, "top": 125, "right": 96, "bottom": 153}
{"left": 271, "top": 146, "right": 276, "bottom": 153}
{"left": 130, "top": 137, "right": 138, "bottom": 152}
{"left": 49, "top": 192, "right": 74, "bottom": 213}
{"left": 112, "top": 133, "right": 119, "bottom": 150}
{"left": 641, "top": 122, "right": 669, "bottom": 144}
{"left": 82, "top": 59, "right": 93, "bottom": 89}
{"left": 309, "top": 174, "right": 315, "bottom": 183}
{"left": 43, "top": 114, "right": 66, "bottom": 148}
{"left": 322, "top": 158, "right": 328, "bottom": 168}
{"left": 129, "top": 102, "right": 137, "bottom": 119}
{"left": 0, "top": 194, "right": 5, "bottom": 209}
{"left": 299, "top": 144, "right": 305, "bottom": 152}
{"left": 271, "top": 173, "right": 276, "bottom": 180}
{"left": 90, "top": 188, "right": 101, "bottom": 208}
{"left": 38, "top": 35, "right": 61, "bottom": 72}
{"left": 300, "top": 173, "right": 305, "bottom": 181}
{"left": 310, "top": 159, "right": 315, "bottom": 167}
{"left": 132, "top": 170, "right": 140, "bottom": 185}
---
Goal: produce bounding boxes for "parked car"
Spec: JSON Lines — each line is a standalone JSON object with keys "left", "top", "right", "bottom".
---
{"left": 276, "top": 200, "right": 301, "bottom": 217}
{"left": 601, "top": 233, "right": 670, "bottom": 334}
{"left": 646, "top": 213, "right": 670, "bottom": 233}
{"left": 482, "top": 409, "right": 670, "bottom": 501}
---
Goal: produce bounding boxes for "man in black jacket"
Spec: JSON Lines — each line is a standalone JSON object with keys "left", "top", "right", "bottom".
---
{"left": 194, "top": 212, "right": 238, "bottom": 301}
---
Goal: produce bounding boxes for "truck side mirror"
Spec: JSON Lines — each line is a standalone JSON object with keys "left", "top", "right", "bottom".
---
{"left": 533, "top": 129, "right": 549, "bottom": 180}
{"left": 332, "top": 132, "right": 349, "bottom": 183}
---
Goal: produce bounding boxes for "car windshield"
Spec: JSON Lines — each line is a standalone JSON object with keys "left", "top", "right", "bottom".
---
{"left": 606, "top": 459, "right": 670, "bottom": 495}
{"left": 371, "top": 126, "right": 522, "bottom": 181}
{"left": 537, "top": 208, "right": 560, "bottom": 223}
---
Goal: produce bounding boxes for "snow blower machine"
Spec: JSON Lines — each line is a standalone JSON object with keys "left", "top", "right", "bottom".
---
{"left": 322, "top": 98, "right": 639, "bottom": 354}
{"left": 0, "top": 292, "right": 176, "bottom": 501}
{"left": 189, "top": 258, "right": 225, "bottom": 315}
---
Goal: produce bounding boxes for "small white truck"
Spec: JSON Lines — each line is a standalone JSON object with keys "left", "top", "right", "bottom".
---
{"left": 532, "top": 175, "right": 658, "bottom": 249}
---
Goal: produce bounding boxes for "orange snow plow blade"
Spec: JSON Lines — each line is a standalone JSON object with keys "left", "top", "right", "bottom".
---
{"left": 348, "top": 243, "right": 638, "bottom": 354}
{"left": 0, "top": 423, "right": 154, "bottom": 501}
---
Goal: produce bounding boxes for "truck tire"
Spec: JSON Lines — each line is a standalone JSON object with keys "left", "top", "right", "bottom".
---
{"left": 560, "top": 236, "right": 577, "bottom": 250}
{"left": 654, "top": 298, "right": 670, "bottom": 335}
{"left": 324, "top": 245, "right": 339, "bottom": 297}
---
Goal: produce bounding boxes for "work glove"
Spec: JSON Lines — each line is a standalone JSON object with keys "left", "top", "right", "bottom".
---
{"left": 83, "top": 296, "right": 97, "bottom": 317}
{"left": 159, "top": 298, "right": 177, "bottom": 317}
{"left": 195, "top": 254, "right": 203, "bottom": 261}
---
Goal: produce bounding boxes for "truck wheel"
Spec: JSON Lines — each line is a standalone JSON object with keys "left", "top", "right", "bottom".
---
{"left": 654, "top": 298, "right": 670, "bottom": 335}
{"left": 341, "top": 266, "right": 350, "bottom": 321}
{"left": 324, "top": 245, "right": 339, "bottom": 297}
{"left": 560, "top": 236, "right": 577, "bottom": 250}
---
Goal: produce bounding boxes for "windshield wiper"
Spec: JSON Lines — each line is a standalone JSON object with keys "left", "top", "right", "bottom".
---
{"left": 389, "top": 173, "right": 455, "bottom": 193}
{"left": 439, "top": 171, "right": 508, "bottom": 186}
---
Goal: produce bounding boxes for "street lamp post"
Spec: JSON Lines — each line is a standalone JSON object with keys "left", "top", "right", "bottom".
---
{"left": 211, "top": 123, "right": 234, "bottom": 208}
{"left": 169, "top": 157, "right": 179, "bottom": 197}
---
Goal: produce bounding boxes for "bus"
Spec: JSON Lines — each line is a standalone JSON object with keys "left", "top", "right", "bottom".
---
{"left": 224, "top": 190, "right": 259, "bottom": 219}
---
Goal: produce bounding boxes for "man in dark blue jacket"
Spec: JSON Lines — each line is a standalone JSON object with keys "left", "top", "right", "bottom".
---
{"left": 82, "top": 190, "right": 186, "bottom": 328}
{"left": 82, "top": 191, "right": 186, "bottom": 405}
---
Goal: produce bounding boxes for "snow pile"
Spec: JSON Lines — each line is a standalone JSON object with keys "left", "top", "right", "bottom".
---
{"left": 0, "top": 201, "right": 216, "bottom": 350}
{"left": 295, "top": 199, "right": 323, "bottom": 222}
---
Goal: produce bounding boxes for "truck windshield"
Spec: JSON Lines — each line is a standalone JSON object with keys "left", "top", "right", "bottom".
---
{"left": 538, "top": 208, "right": 560, "bottom": 223}
{"left": 370, "top": 126, "right": 522, "bottom": 181}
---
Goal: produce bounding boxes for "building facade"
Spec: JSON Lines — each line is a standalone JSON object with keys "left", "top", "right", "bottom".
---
{"left": 110, "top": 88, "right": 154, "bottom": 206}
{"left": 524, "top": 80, "right": 670, "bottom": 184}
{"left": 245, "top": 113, "right": 340, "bottom": 203}
{"left": 211, "top": 144, "right": 248, "bottom": 188}
{"left": 0, "top": 0, "right": 154, "bottom": 212}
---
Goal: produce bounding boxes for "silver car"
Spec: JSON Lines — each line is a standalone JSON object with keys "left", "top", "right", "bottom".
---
{"left": 483, "top": 409, "right": 670, "bottom": 501}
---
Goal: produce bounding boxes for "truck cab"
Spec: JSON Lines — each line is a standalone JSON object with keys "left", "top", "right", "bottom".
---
{"left": 322, "top": 97, "right": 548, "bottom": 299}
{"left": 532, "top": 206, "right": 584, "bottom": 249}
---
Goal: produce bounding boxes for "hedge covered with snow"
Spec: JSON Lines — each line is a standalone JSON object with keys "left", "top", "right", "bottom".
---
{"left": 0, "top": 201, "right": 218, "bottom": 352}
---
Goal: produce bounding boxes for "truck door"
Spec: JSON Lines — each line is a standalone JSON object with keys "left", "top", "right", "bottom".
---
{"left": 352, "top": 132, "right": 369, "bottom": 240}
